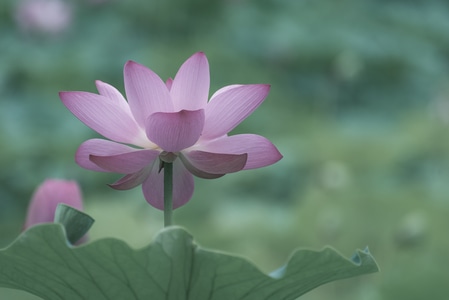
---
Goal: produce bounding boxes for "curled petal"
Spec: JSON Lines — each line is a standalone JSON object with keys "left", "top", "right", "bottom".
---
{"left": 89, "top": 149, "right": 159, "bottom": 174}
{"left": 76, "top": 139, "right": 141, "bottom": 172}
{"left": 197, "top": 134, "right": 282, "bottom": 170}
{"left": 180, "top": 151, "right": 247, "bottom": 179}
{"left": 124, "top": 61, "right": 174, "bottom": 127}
{"left": 202, "top": 84, "right": 270, "bottom": 139}
{"left": 109, "top": 164, "right": 153, "bottom": 190}
{"left": 142, "top": 160, "right": 194, "bottom": 210}
{"left": 170, "top": 52, "right": 210, "bottom": 111}
{"left": 60, "top": 91, "right": 145, "bottom": 145}
{"left": 145, "top": 109, "right": 205, "bottom": 152}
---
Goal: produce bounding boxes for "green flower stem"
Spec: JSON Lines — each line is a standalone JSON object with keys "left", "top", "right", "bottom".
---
{"left": 163, "top": 162, "right": 173, "bottom": 227}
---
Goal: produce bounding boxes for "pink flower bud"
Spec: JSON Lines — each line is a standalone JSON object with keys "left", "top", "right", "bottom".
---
{"left": 24, "top": 179, "right": 84, "bottom": 229}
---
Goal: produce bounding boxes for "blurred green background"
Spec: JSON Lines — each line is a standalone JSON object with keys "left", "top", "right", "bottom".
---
{"left": 1, "top": 0, "right": 449, "bottom": 299}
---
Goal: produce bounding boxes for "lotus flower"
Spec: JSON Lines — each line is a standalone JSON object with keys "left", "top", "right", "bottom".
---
{"left": 24, "top": 179, "right": 84, "bottom": 229}
{"left": 60, "top": 52, "right": 282, "bottom": 209}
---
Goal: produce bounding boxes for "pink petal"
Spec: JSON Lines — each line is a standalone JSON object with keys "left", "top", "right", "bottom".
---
{"left": 209, "top": 84, "right": 242, "bottom": 98}
{"left": 202, "top": 84, "right": 270, "bottom": 139}
{"left": 124, "top": 61, "right": 174, "bottom": 127}
{"left": 89, "top": 149, "right": 159, "bottom": 173}
{"left": 170, "top": 52, "right": 210, "bottom": 111}
{"left": 180, "top": 150, "right": 247, "bottom": 179}
{"left": 142, "top": 160, "right": 194, "bottom": 210}
{"left": 60, "top": 91, "right": 145, "bottom": 145}
{"left": 196, "top": 134, "right": 282, "bottom": 169}
{"left": 165, "top": 78, "right": 173, "bottom": 91}
{"left": 76, "top": 139, "right": 141, "bottom": 171}
{"left": 109, "top": 163, "right": 154, "bottom": 190}
{"left": 95, "top": 80, "right": 132, "bottom": 113}
{"left": 145, "top": 109, "right": 205, "bottom": 152}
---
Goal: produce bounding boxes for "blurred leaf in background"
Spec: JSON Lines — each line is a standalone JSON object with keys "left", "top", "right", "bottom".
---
{"left": 1, "top": 0, "right": 449, "bottom": 299}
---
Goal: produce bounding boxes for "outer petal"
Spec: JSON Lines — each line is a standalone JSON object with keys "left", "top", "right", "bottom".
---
{"left": 89, "top": 149, "right": 159, "bottom": 173}
{"left": 180, "top": 151, "right": 247, "bottom": 179}
{"left": 124, "top": 61, "right": 174, "bottom": 127}
{"left": 145, "top": 109, "right": 205, "bottom": 152}
{"left": 196, "top": 134, "right": 282, "bottom": 170}
{"left": 60, "top": 91, "right": 145, "bottom": 145}
{"left": 109, "top": 163, "right": 154, "bottom": 190}
{"left": 170, "top": 52, "right": 210, "bottom": 111}
{"left": 202, "top": 84, "right": 270, "bottom": 139}
{"left": 142, "top": 159, "right": 194, "bottom": 210}
{"left": 76, "top": 139, "right": 142, "bottom": 172}
{"left": 209, "top": 84, "right": 242, "bottom": 99}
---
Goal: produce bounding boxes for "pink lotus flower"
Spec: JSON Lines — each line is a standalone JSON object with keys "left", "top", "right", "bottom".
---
{"left": 60, "top": 52, "right": 282, "bottom": 209}
{"left": 24, "top": 179, "right": 84, "bottom": 229}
